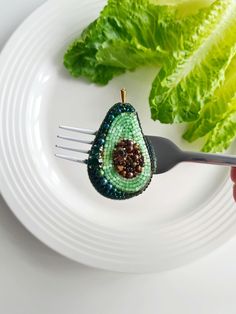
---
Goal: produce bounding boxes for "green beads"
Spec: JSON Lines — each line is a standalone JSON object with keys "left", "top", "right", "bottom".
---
{"left": 87, "top": 103, "right": 157, "bottom": 200}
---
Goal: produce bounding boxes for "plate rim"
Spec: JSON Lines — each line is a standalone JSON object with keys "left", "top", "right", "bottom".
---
{"left": 0, "top": 0, "right": 236, "bottom": 273}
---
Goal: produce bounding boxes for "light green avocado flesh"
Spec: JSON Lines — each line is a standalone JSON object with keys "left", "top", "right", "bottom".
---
{"left": 102, "top": 112, "right": 152, "bottom": 193}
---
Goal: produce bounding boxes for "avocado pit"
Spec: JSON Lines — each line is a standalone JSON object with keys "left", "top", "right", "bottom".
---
{"left": 113, "top": 139, "right": 144, "bottom": 179}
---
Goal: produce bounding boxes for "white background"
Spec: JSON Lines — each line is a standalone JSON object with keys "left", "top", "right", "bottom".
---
{"left": 1, "top": 1, "right": 236, "bottom": 313}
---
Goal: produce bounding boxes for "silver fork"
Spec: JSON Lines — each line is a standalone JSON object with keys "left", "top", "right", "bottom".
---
{"left": 55, "top": 126, "right": 236, "bottom": 174}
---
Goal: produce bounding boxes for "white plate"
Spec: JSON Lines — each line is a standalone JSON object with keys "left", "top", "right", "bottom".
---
{"left": 0, "top": 0, "right": 236, "bottom": 273}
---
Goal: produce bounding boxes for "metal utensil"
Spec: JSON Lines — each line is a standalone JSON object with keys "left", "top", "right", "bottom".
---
{"left": 55, "top": 126, "right": 236, "bottom": 174}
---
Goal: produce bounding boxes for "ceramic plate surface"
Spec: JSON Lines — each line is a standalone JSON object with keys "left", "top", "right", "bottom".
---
{"left": 0, "top": 0, "right": 236, "bottom": 272}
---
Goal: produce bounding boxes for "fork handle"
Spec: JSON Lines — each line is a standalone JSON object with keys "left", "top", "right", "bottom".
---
{"left": 181, "top": 151, "right": 236, "bottom": 167}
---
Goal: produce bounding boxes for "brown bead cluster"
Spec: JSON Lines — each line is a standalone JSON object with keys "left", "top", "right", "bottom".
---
{"left": 113, "top": 139, "right": 144, "bottom": 179}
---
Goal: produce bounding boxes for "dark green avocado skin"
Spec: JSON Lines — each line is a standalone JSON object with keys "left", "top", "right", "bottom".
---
{"left": 87, "top": 103, "right": 157, "bottom": 200}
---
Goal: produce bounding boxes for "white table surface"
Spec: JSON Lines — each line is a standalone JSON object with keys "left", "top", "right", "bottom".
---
{"left": 1, "top": 1, "right": 236, "bottom": 313}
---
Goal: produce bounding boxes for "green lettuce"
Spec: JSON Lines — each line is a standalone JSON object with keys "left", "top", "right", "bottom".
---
{"left": 64, "top": 0, "right": 200, "bottom": 85}
{"left": 64, "top": 0, "right": 178, "bottom": 85}
{"left": 64, "top": 19, "right": 125, "bottom": 85}
{"left": 149, "top": 0, "right": 236, "bottom": 123}
{"left": 183, "top": 55, "right": 236, "bottom": 152}
{"left": 64, "top": 0, "right": 221, "bottom": 85}
{"left": 151, "top": 0, "right": 216, "bottom": 17}
{"left": 202, "top": 106, "right": 236, "bottom": 152}
{"left": 183, "top": 55, "right": 236, "bottom": 143}
{"left": 64, "top": 0, "right": 236, "bottom": 153}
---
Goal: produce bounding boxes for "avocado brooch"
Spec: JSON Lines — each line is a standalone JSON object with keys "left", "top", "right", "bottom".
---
{"left": 87, "top": 89, "right": 157, "bottom": 199}
{"left": 56, "top": 89, "right": 157, "bottom": 199}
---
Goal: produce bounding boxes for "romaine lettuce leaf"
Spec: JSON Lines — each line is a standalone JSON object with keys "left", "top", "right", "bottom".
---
{"left": 63, "top": 18, "right": 125, "bottom": 85}
{"left": 96, "top": 40, "right": 166, "bottom": 70}
{"left": 151, "top": 0, "right": 215, "bottom": 16}
{"left": 202, "top": 104, "right": 236, "bottom": 152}
{"left": 64, "top": 0, "right": 217, "bottom": 84}
{"left": 64, "top": 0, "right": 221, "bottom": 85}
{"left": 64, "top": 0, "right": 178, "bottom": 85}
{"left": 183, "top": 55, "right": 236, "bottom": 143}
{"left": 64, "top": 0, "right": 236, "bottom": 153}
{"left": 149, "top": 0, "right": 236, "bottom": 123}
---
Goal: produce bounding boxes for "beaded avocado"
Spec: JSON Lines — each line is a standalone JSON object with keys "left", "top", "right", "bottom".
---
{"left": 87, "top": 92, "right": 157, "bottom": 200}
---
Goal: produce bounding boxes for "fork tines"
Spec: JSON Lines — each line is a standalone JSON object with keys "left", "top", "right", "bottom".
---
{"left": 59, "top": 125, "right": 97, "bottom": 135}
{"left": 55, "top": 125, "right": 97, "bottom": 164}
